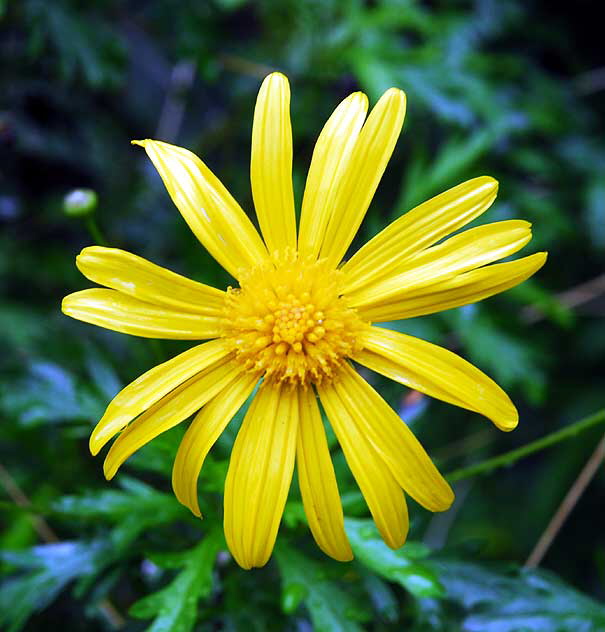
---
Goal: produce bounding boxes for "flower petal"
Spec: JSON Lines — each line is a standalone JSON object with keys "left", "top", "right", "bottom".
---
{"left": 103, "top": 357, "right": 242, "bottom": 479}
{"left": 251, "top": 73, "right": 297, "bottom": 253}
{"left": 297, "top": 387, "right": 353, "bottom": 562}
{"left": 90, "top": 339, "right": 233, "bottom": 455}
{"left": 298, "top": 92, "right": 368, "bottom": 260}
{"left": 358, "top": 252, "right": 548, "bottom": 322}
{"left": 333, "top": 364, "right": 454, "bottom": 511}
{"left": 347, "top": 220, "right": 533, "bottom": 308}
{"left": 172, "top": 372, "right": 259, "bottom": 517}
{"left": 355, "top": 327, "right": 518, "bottom": 431}
{"left": 76, "top": 246, "right": 225, "bottom": 315}
{"left": 224, "top": 382, "right": 298, "bottom": 569}
{"left": 342, "top": 176, "right": 498, "bottom": 294}
{"left": 62, "top": 289, "right": 222, "bottom": 339}
{"left": 318, "top": 378, "right": 409, "bottom": 549}
{"left": 319, "top": 88, "right": 406, "bottom": 268}
{"left": 133, "top": 139, "right": 267, "bottom": 278}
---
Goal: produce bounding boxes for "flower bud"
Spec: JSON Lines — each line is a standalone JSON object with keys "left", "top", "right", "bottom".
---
{"left": 63, "top": 189, "right": 98, "bottom": 217}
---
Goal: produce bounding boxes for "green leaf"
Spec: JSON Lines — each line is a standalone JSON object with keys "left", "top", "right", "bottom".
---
{"left": 0, "top": 360, "right": 104, "bottom": 426}
{"left": 56, "top": 479, "right": 188, "bottom": 598}
{"left": 362, "top": 574, "right": 399, "bottom": 623}
{"left": 127, "top": 425, "right": 186, "bottom": 477}
{"left": 399, "top": 118, "right": 521, "bottom": 211}
{"left": 586, "top": 178, "right": 605, "bottom": 252}
{"left": 451, "top": 309, "right": 546, "bottom": 404}
{"left": 129, "top": 528, "right": 224, "bottom": 632}
{"left": 0, "top": 478, "right": 190, "bottom": 631}
{"left": 53, "top": 476, "right": 184, "bottom": 526}
{"left": 345, "top": 518, "right": 444, "bottom": 598}
{"left": 25, "top": 1, "right": 125, "bottom": 88}
{"left": 0, "top": 305, "right": 49, "bottom": 351}
{"left": 84, "top": 346, "right": 122, "bottom": 401}
{"left": 512, "top": 279, "right": 574, "bottom": 328}
{"left": 431, "top": 559, "right": 605, "bottom": 631}
{"left": 0, "top": 540, "right": 108, "bottom": 632}
{"left": 276, "top": 544, "right": 370, "bottom": 631}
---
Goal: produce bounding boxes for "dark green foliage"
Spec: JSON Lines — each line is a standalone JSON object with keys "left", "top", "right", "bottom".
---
{"left": 0, "top": 540, "right": 109, "bottom": 632}
{"left": 52, "top": 476, "right": 186, "bottom": 527}
{"left": 427, "top": 560, "right": 605, "bottom": 631}
{"left": 1, "top": 0, "right": 604, "bottom": 629}
{"left": 276, "top": 545, "right": 370, "bottom": 631}
{"left": 129, "top": 529, "right": 224, "bottom": 632}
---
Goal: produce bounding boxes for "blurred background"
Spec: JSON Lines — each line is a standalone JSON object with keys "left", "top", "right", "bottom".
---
{"left": 1, "top": 0, "right": 604, "bottom": 630}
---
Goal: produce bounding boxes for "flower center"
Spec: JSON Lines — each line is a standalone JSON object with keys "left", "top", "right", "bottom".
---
{"left": 222, "top": 252, "right": 367, "bottom": 386}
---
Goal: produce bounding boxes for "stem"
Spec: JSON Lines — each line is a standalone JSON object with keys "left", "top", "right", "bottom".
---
{"left": 446, "top": 408, "right": 605, "bottom": 483}
{"left": 85, "top": 216, "right": 109, "bottom": 246}
{"left": 525, "top": 433, "right": 605, "bottom": 568}
{"left": 0, "top": 463, "right": 58, "bottom": 543}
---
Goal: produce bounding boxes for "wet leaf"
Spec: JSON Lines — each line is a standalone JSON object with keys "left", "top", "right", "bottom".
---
{"left": 346, "top": 518, "right": 444, "bottom": 598}
{"left": 431, "top": 559, "right": 605, "bottom": 632}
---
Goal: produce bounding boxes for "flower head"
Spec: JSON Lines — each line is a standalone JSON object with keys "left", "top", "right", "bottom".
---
{"left": 222, "top": 252, "right": 366, "bottom": 386}
{"left": 62, "top": 72, "right": 547, "bottom": 569}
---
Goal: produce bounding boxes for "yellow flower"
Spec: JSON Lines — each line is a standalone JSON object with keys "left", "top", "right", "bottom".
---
{"left": 62, "top": 72, "right": 547, "bottom": 569}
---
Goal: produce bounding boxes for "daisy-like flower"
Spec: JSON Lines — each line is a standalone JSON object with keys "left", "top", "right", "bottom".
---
{"left": 62, "top": 72, "right": 546, "bottom": 569}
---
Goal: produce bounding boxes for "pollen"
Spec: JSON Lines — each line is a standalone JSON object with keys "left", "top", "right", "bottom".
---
{"left": 222, "top": 251, "right": 367, "bottom": 386}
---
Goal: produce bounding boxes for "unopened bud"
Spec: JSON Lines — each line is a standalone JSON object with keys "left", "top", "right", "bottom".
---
{"left": 63, "top": 189, "right": 98, "bottom": 217}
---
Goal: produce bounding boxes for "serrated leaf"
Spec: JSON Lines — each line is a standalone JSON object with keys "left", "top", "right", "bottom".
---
{"left": 0, "top": 540, "right": 108, "bottom": 632}
{"left": 276, "top": 544, "right": 370, "bottom": 631}
{"left": 52, "top": 476, "right": 187, "bottom": 598}
{"left": 128, "top": 528, "right": 223, "bottom": 632}
{"left": 53, "top": 476, "right": 184, "bottom": 525}
{"left": 346, "top": 518, "right": 444, "bottom": 598}
{"left": 0, "top": 476, "right": 192, "bottom": 632}
{"left": 432, "top": 559, "right": 605, "bottom": 632}
{"left": 0, "top": 360, "right": 104, "bottom": 426}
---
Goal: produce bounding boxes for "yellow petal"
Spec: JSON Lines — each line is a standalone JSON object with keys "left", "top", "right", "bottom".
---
{"left": 298, "top": 92, "right": 368, "bottom": 260}
{"left": 172, "top": 372, "right": 259, "bottom": 517}
{"left": 76, "top": 246, "right": 224, "bottom": 315}
{"left": 342, "top": 176, "right": 498, "bottom": 294}
{"left": 333, "top": 364, "right": 454, "bottom": 511}
{"left": 89, "top": 339, "right": 232, "bottom": 455}
{"left": 224, "top": 382, "right": 298, "bottom": 569}
{"left": 319, "top": 88, "right": 406, "bottom": 267}
{"left": 318, "top": 378, "right": 409, "bottom": 549}
{"left": 103, "top": 358, "right": 242, "bottom": 479}
{"left": 62, "top": 289, "right": 222, "bottom": 339}
{"left": 358, "top": 252, "right": 548, "bottom": 322}
{"left": 297, "top": 387, "right": 353, "bottom": 561}
{"left": 355, "top": 327, "right": 518, "bottom": 431}
{"left": 251, "top": 73, "right": 296, "bottom": 253}
{"left": 133, "top": 139, "right": 267, "bottom": 278}
{"left": 347, "top": 220, "right": 533, "bottom": 308}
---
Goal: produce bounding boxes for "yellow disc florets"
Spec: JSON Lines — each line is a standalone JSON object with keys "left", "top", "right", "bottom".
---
{"left": 222, "top": 251, "right": 367, "bottom": 386}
